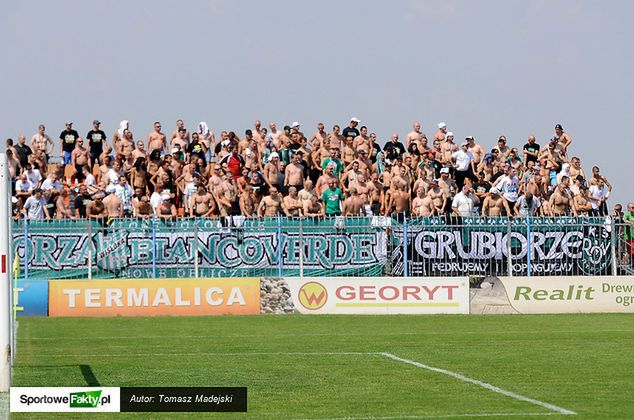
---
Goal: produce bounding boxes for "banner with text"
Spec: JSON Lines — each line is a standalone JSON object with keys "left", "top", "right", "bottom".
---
{"left": 391, "top": 217, "right": 611, "bottom": 277}
{"left": 264, "top": 277, "right": 469, "bottom": 315}
{"left": 498, "top": 276, "right": 634, "bottom": 314}
{"left": 48, "top": 278, "right": 260, "bottom": 317}
{"left": 14, "top": 218, "right": 387, "bottom": 279}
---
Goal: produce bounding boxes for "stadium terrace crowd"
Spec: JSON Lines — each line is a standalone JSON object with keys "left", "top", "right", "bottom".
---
{"left": 5, "top": 118, "right": 628, "bottom": 222}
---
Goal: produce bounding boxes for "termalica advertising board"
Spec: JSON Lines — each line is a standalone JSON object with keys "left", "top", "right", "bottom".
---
{"left": 48, "top": 278, "right": 260, "bottom": 317}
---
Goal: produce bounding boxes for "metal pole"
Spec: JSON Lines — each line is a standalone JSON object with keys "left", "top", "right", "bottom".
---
{"left": 507, "top": 218, "right": 513, "bottom": 277}
{"left": 277, "top": 216, "right": 283, "bottom": 277}
{"left": 23, "top": 219, "right": 29, "bottom": 283}
{"left": 193, "top": 223, "right": 199, "bottom": 279}
{"left": 0, "top": 153, "right": 11, "bottom": 391}
{"left": 611, "top": 219, "right": 617, "bottom": 276}
{"left": 403, "top": 213, "right": 409, "bottom": 278}
{"left": 526, "top": 216, "right": 531, "bottom": 278}
{"left": 87, "top": 221, "right": 92, "bottom": 280}
{"left": 299, "top": 217, "right": 304, "bottom": 278}
{"left": 152, "top": 216, "right": 157, "bottom": 279}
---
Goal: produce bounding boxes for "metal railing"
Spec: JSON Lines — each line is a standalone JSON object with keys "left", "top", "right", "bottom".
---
{"left": 12, "top": 216, "right": 629, "bottom": 280}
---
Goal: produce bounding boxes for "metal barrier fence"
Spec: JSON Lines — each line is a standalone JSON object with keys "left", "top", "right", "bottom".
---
{"left": 12, "top": 215, "right": 631, "bottom": 280}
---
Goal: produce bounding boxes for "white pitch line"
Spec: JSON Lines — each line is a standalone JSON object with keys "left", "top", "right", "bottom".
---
{"left": 295, "top": 412, "right": 564, "bottom": 420}
{"left": 28, "top": 351, "right": 372, "bottom": 358}
{"left": 18, "top": 328, "right": 634, "bottom": 341}
{"left": 379, "top": 353, "right": 576, "bottom": 416}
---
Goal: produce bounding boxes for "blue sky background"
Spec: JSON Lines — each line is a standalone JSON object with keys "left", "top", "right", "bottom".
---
{"left": 1, "top": 0, "right": 632, "bottom": 205}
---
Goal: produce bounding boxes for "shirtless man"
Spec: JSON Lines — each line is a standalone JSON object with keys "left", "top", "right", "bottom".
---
{"left": 550, "top": 178, "right": 576, "bottom": 216}
{"left": 588, "top": 166, "right": 612, "bottom": 190}
{"left": 569, "top": 157, "right": 585, "bottom": 179}
{"left": 573, "top": 186, "right": 593, "bottom": 216}
{"left": 481, "top": 187, "right": 510, "bottom": 217}
{"left": 343, "top": 187, "right": 366, "bottom": 216}
{"left": 387, "top": 184, "right": 411, "bottom": 217}
{"left": 428, "top": 179, "right": 448, "bottom": 215}
{"left": 239, "top": 184, "right": 258, "bottom": 218}
{"left": 191, "top": 185, "right": 217, "bottom": 217}
{"left": 466, "top": 136, "right": 485, "bottom": 165}
{"left": 258, "top": 186, "right": 287, "bottom": 217}
{"left": 30, "top": 124, "right": 54, "bottom": 161}
{"left": 494, "top": 136, "right": 511, "bottom": 161}
{"left": 71, "top": 139, "right": 90, "bottom": 181}
{"left": 102, "top": 190, "right": 123, "bottom": 218}
{"left": 315, "top": 164, "right": 339, "bottom": 197}
{"left": 118, "top": 129, "right": 135, "bottom": 160}
{"left": 434, "top": 122, "right": 447, "bottom": 143}
{"left": 353, "top": 126, "right": 371, "bottom": 156}
{"left": 342, "top": 136, "right": 356, "bottom": 166}
{"left": 284, "top": 151, "right": 305, "bottom": 191}
{"left": 310, "top": 123, "right": 328, "bottom": 148}
{"left": 156, "top": 195, "right": 177, "bottom": 219}
{"left": 283, "top": 186, "right": 303, "bottom": 216}
{"left": 412, "top": 186, "right": 435, "bottom": 217}
{"left": 54, "top": 189, "right": 75, "bottom": 219}
{"left": 328, "top": 125, "right": 344, "bottom": 151}
{"left": 171, "top": 128, "right": 189, "bottom": 151}
{"left": 442, "top": 132, "right": 458, "bottom": 164}
{"left": 368, "top": 172, "right": 383, "bottom": 215}
{"left": 216, "top": 174, "right": 238, "bottom": 217}
{"left": 350, "top": 172, "right": 371, "bottom": 204}
{"left": 298, "top": 180, "right": 317, "bottom": 202}
{"left": 303, "top": 194, "right": 324, "bottom": 217}
{"left": 264, "top": 152, "right": 280, "bottom": 189}
{"left": 527, "top": 172, "right": 547, "bottom": 201}
{"left": 147, "top": 122, "right": 167, "bottom": 155}
{"left": 171, "top": 119, "right": 190, "bottom": 143}
{"left": 268, "top": 122, "right": 282, "bottom": 149}
{"left": 406, "top": 121, "right": 423, "bottom": 149}
{"left": 554, "top": 124, "right": 572, "bottom": 158}
{"left": 87, "top": 196, "right": 107, "bottom": 219}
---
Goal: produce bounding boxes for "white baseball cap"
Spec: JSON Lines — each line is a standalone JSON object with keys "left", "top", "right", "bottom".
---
{"left": 351, "top": 117, "right": 361, "bottom": 123}
{"left": 438, "top": 122, "right": 447, "bottom": 129}
{"left": 446, "top": 131, "right": 454, "bottom": 137}
{"left": 291, "top": 121, "right": 300, "bottom": 128}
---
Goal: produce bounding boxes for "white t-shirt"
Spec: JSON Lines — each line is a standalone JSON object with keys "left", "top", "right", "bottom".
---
{"left": 25, "top": 169, "right": 42, "bottom": 186}
{"left": 497, "top": 176, "right": 520, "bottom": 202}
{"left": 516, "top": 195, "right": 540, "bottom": 217}
{"left": 150, "top": 192, "right": 163, "bottom": 212}
{"left": 588, "top": 185, "right": 609, "bottom": 209}
{"left": 41, "top": 178, "right": 63, "bottom": 192}
{"left": 452, "top": 150, "right": 474, "bottom": 172}
{"left": 84, "top": 173, "right": 96, "bottom": 186}
{"left": 114, "top": 183, "right": 133, "bottom": 211}
{"left": 15, "top": 179, "right": 34, "bottom": 194}
{"left": 452, "top": 192, "right": 475, "bottom": 216}
{"left": 24, "top": 196, "right": 47, "bottom": 219}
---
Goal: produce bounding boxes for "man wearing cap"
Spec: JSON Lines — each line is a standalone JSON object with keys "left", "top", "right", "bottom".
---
{"left": 86, "top": 120, "right": 107, "bottom": 167}
{"left": 522, "top": 135, "right": 540, "bottom": 166}
{"left": 434, "top": 122, "right": 447, "bottom": 143}
{"left": 59, "top": 121, "right": 79, "bottom": 165}
{"left": 465, "top": 136, "right": 485, "bottom": 164}
{"left": 342, "top": 117, "right": 360, "bottom": 141}
{"left": 451, "top": 141, "right": 477, "bottom": 189}
{"left": 554, "top": 124, "right": 572, "bottom": 156}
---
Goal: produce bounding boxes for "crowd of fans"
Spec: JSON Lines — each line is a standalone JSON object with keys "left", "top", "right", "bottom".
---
{"left": 4, "top": 117, "right": 627, "bottom": 222}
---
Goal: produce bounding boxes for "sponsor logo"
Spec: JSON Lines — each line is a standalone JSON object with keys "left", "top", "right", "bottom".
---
{"left": 297, "top": 282, "right": 328, "bottom": 310}
{"left": 69, "top": 390, "right": 104, "bottom": 408}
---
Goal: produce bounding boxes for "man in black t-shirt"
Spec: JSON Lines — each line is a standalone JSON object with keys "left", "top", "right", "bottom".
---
{"left": 187, "top": 132, "right": 206, "bottom": 165}
{"left": 342, "top": 117, "right": 360, "bottom": 140}
{"left": 383, "top": 133, "right": 406, "bottom": 164}
{"left": 73, "top": 184, "right": 92, "bottom": 218}
{"left": 522, "top": 135, "right": 540, "bottom": 165}
{"left": 59, "top": 121, "right": 79, "bottom": 165}
{"left": 14, "top": 135, "right": 32, "bottom": 168}
{"left": 86, "top": 120, "right": 107, "bottom": 166}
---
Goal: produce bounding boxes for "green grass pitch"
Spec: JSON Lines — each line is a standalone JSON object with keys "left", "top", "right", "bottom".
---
{"left": 11, "top": 314, "right": 634, "bottom": 419}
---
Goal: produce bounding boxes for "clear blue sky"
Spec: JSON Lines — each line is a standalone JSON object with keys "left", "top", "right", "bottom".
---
{"left": 1, "top": 0, "right": 632, "bottom": 205}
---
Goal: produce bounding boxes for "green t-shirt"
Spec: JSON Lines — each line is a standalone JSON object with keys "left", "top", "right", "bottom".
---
{"left": 624, "top": 212, "right": 634, "bottom": 240}
{"left": 321, "top": 188, "right": 343, "bottom": 215}
{"left": 321, "top": 157, "right": 343, "bottom": 177}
